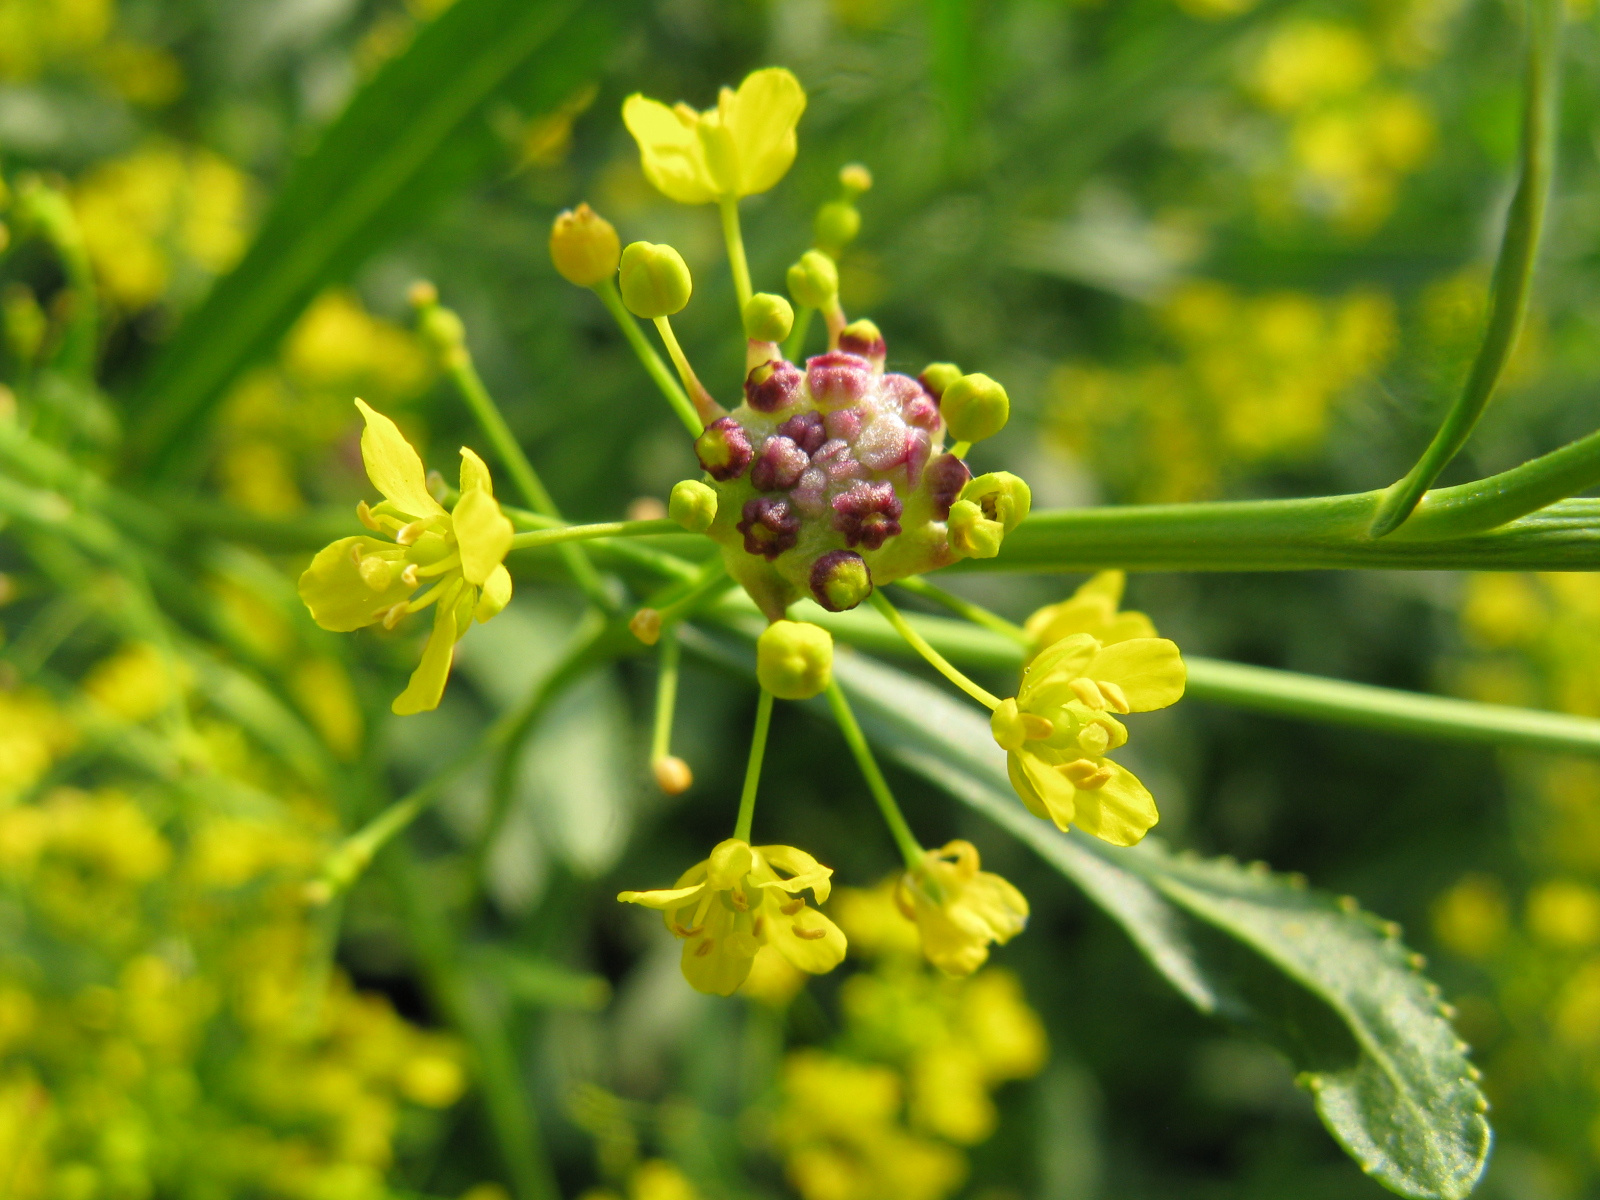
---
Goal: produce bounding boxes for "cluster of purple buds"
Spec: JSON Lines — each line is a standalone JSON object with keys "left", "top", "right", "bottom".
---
{"left": 696, "top": 318, "right": 982, "bottom": 619}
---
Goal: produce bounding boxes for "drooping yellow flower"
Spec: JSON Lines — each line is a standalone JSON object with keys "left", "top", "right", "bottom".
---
{"left": 897, "top": 841, "right": 1028, "bottom": 977}
{"left": 618, "top": 838, "right": 845, "bottom": 996}
{"left": 622, "top": 68, "right": 806, "bottom": 205}
{"left": 298, "top": 400, "right": 513, "bottom": 715}
{"left": 992, "top": 632, "right": 1184, "bottom": 846}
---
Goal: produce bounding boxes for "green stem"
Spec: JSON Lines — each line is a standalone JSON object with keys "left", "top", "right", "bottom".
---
{"left": 652, "top": 557, "right": 732, "bottom": 626}
{"left": 441, "top": 347, "right": 612, "bottom": 610}
{"left": 734, "top": 689, "right": 774, "bottom": 842}
{"left": 869, "top": 590, "right": 1001, "bottom": 709}
{"left": 14, "top": 177, "right": 97, "bottom": 380}
{"left": 783, "top": 306, "right": 814, "bottom": 361}
{"left": 509, "top": 517, "right": 679, "bottom": 550}
{"left": 824, "top": 678, "right": 925, "bottom": 869}
{"left": 652, "top": 315, "right": 718, "bottom": 422}
{"left": 1370, "top": 0, "right": 1563, "bottom": 537}
{"left": 652, "top": 626, "right": 682, "bottom": 764}
{"left": 950, "top": 440, "right": 972, "bottom": 460}
{"left": 594, "top": 278, "right": 702, "bottom": 437}
{"left": 1401, "top": 427, "right": 1600, "bottom": 537}
{"left": 719, "top": 195, "right": 753, "bottom": 313}
{"left": 894, "top": 576, "right": 1031, "bottom": 645}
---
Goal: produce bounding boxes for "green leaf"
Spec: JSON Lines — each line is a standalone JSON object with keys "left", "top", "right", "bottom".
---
{"left": 124, "top": 0, "right": 625, "bottom": 476}
{"left": 828, "top": 649, "right": 1491, "bottom": 1200}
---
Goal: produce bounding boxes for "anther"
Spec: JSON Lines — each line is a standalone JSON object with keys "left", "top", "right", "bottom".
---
{"left": 630, "top": 608, "right": 663, "bottom": 645}
{"left": 1061, "top": 759, "right": 1113, "bottom": 789}
{"left": 380, "top": 603, "right": 407, "bottom": 631}
{"left": 1070, "top": 678, "right": 1107, "bottom": 709}
{"left": 349, "top": 542, "right": 364, "bottom": 564}
{"left": 1021, "top": 713, "right": 1054, "bottom": 740}
{"left": 357, "top": 501, "right": 382, "bottom": 532}
{"left": 694, "top": 939, "right": 714, "bottom": 957}
{"left": 401, "top": 563, "right": 420, "bottom": 587}
{"left": 792, "top": 926, "right": 827, "bottom": 940}
{"left": 395, "top": 521, "right": 423, "bottom": 546}
{"left": 652, "top": 756, "right": 693, "bottom": 795}
{"left": 780, "top": 898, "right": 804, "bottom": 916}
{"left": 1099, "top": 680, "right": 1131, "bottom": 713}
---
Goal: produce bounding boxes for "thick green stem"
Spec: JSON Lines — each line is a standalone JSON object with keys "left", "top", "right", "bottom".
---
{"left": 1370, "top": 0, "right": 1563, "bottom": 537}
{"left": 509, "top": 517, "right": 679, "bottom": 550}
{"left": 441, "top": 347, "right": 611, "bottom": 609}
{"left": 734, "top": 689, "right": 774, "bottom": 842}
{"left": 1402, "top": 427, "right": 1600, "bottom": 537}
{"left": 869, "top": 591, "right": 1001, "bottom": 709}
{"left": 719, "top": 195, "right": 753, "bottom": 313}
{"left": 595, "top": 278, "right": 703, "bottom": 437}
{"left": 824, "top": 678, "right": 925, "bottom": 869}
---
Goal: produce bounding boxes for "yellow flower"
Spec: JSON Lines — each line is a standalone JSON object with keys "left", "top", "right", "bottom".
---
{"left": 897, "top": 841, "right": 1028, "bottom": 977}
{"left": 618, "top": 838, "right": 845, "bottom": 995}
{"left": 992, "top": 632, "right": 1185, "bottom": 846}
{"left": 1023, "top": 569, "right": 1155, "bottom": 651}
{"left": 298, "top": 400, "right": 513, "bottom": 715}
{"left": 622, "top": 68, "right": 806, "bottom": 205}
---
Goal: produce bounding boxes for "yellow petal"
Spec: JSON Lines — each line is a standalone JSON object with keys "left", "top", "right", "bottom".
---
{"left": 298, "top": 536, "right": 412, "bottom": 632}
{"left": 681, "top": 910, "right": 759, "bottom": 995}
{"left": 622, "top": 94, "right": 717, "bottom": 205}
{"left": 725, "top": 67, "right": 805, "bottom": 196}
{"left": 757, "top": 844, "right": 833, "bottom": 903}
{"left": 1103, "top": 611, "right": 1159, "bottom": 643}
{"left": 458, "top": 445, "right": 494, "bottom": 499}
{"left": 1084, "top": 638, "right": 1186, "bottom": 711}
{"left": 1017, "top": 749, "right": 1078, "bottom": 831}
{"left": 1018, "top": 632, "right": 1099, "bottom": 707}
{"left": 1006, "top": 750, "right": 1051, "bottom": 821}
{"left": 1072, "top": 569, "right": 1125, "bottom": 607}
{"left": 771, "top": 905, "right": 847, "bottom": 975}
{"left": 1070, "top": 761, "right": 1159, "bottom": 846}
{"left": 474, "top": 564, "right": 512, "bottom": 623}
{"left": 695, "top": 109, "right": 742, "bottom": 195}
{"left": 617, "top": 882, "right": 706, "bottom": 910}
{"left": 392, "top": 593, "right": 460, "bottom": 715}
{"left": 356, "top": 399, "right": 446, "bottom": 520}
{"left": 707, "top": 838, "right": 755, "bottom": 889}
{"left": 452, "top": 486, "right": 513, "bottom": 586}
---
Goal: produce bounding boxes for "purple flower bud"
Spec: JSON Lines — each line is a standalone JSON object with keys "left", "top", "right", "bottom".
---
{"left": 895, "top": 376, "right": 940, "bottom": 431}
{"left": 838, "top": 319, "right": 886, "bottom": 369}
{"left": 925, "top": 453, "right": 972, "bottom": 519}
{"left": 807, "top": 352, "right": 873, "bottom": 411}
{"left": 856, "top": 413, "right": 911, "bottom": 472}
{"left": 777, "top": 410, "right": 827, "bottom": 455}
{"left": 751, "top": 435, "right": 809, "bottom": 491}
{"left": 810, "top": 550, "right": 874, "bottom": 612}
{"left": 738, "top": 496, "right": 800, "bottom": 559}
{"left": 745, "top": 358, "right": 803, "bottom": 413}
{"left": 832, "top": 481, "right": 903, "bottom": 550}
{"left": 814, "top": 439, "right": 865, "bottom": 484}
{"left": 695, "top": 417, "right": 752, "bottom": 481}
{"left": 793, "top": 466, "right": 828, "bottom": 515}
{"left": 824, "top": 406, "right": 862, "bottom": 442}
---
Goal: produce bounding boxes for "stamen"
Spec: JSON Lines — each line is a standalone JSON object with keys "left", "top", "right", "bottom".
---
{"left": 404, "top": 577, "right": 459, "bottom": 614}
{"left": 1099, "top": 680, "right": 1131, "bottom": 713}
{"left": 1021, "top": 713, "right": 1054, "bottom": 740}
{"left": 1070, "top": 678, "right": 1107, "bottom": 708}
{"left": 379, "top": 602, "right": 408, "bottom": 631}
{"left": 752, "top": 916, "right": 765, "bottom": 938}
{"left": 396, "top": 521, "right": 425, "bottom": 546}
{"left": 779, "top": 898, "right": 804, "bottom": 916}
{"left": 694, "top": 939, "right": 714, "bottom": 957}
{"left": 413, "top": 552, "right": 462, "bottom": 579}
{"left": 357, "top": 501, "right": 382, "bottom": 532}
{"left": 349, "top": 542, "right": 365, "bottom": 564}
{"left": 672, "top": 923, "right": 705, "bottom": 938}
{"left": 792, "top": 926, "right": 827, "bottom": 941}
{"left": 731, "top": 888, "right": 749, "bottom": 912}
{"left": 401, "top": 563, "right": 420, "bottom": 587}
{"left": 1062, "top": 758, "right": 1114, "bottom": 789}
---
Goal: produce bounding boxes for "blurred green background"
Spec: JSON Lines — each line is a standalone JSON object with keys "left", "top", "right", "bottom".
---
{"left": 1, "top": 0, "right": 1597, "bottom": 1197}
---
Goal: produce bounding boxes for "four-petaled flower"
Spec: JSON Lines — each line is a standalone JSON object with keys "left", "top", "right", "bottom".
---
{"left": 299, "top": 400, "right": 514, "bottom": 715}
{"left": 623, "top": 68, "right": 806, "bottom": 205}
{"left": 991, "top": 631, "right": 1185, "bottom": 846}
{"left": 619, "top": 838, "right": 846, "bottom": 995}
{"left": 898, "top": 840, "right": 1029, "bottom": 977}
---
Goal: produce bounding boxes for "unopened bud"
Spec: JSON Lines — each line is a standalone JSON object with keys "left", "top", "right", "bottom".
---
{"left": 918, "top": 362, "right": 961, "bottom": 399}
{"left": 627, "top": 495, "right": 668, "bottom": 521}
{"left": 814, "top": 201, "right": 860, "bottom": 254}
{"left": 839, "top": 163, "right": 873, "bottom": 195}
{"left": 757, "top": 620, "right": 834, "bottom": 700}
{"left": 743, "top": 292, "right": 794, "bottom": 343}
{"left": 787, "top": 249, "right": 839, "bottom": 309}
{"left": 415, "top": 300, "right": 467, "bottom": 364}
{"left": 941, "top": 373, "right": 1010, "bottom": 443}
{"left": 549, "top": 203, "right": 621, "bottom": 287}
{"left": 809, "top": 550, "right": 873, "bottom": 612}
{"left": 653, "top": 755, "right": 693, "bottom": 794}
{"left": 407, "top": 280, "right": 438, "bottom": 308}
{"left": 630, "top": 607, "right": 663, "bottom": 645}
{"left": 669, "top": 479, "right": 718, "bottom": 533}
{"left": 838, "top": 319, "right": 885, "bottom": 367}
{"left": 619, "top": 241, "right": 692, "bottom": 318}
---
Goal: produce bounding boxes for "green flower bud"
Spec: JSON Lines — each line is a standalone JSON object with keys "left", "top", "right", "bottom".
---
{"left": 809, "top": 550, "right": 872, "bottom": 612}
{"left": 743, "top": 292, "right": 794, "bottom": 343}
{"left": 814, "top": 201, "right": 860, "bottom": 254}
{"left": 918, "top": 362, "right": 962, "bottom": 399}
{"left": 757, "top": 620, "right": 834, "bottom": 700}
{"left": 620, "top": 241, "right": 692, "bottom": 318}
{"left": 941, "top": 372, "right": 1010, "bottom": 443}
{"left": 414, "top": 299, "right": 467, "bottom": 364}
{"left": 787, "top": 249, "right": 839, "bottom": 309}
{"left": 948, "top": 472, "right": 1031, "bottom": 559}
{"left": 549, "top": 203, "right": 621, "bottom": 287}
{"left": 839, "top": 163, "right": 873, "bottom": 196}
{"left": 669, "top": 479, "right": 718, "bottom": 533}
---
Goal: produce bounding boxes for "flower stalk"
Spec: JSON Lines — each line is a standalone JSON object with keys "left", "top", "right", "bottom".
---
{"left": 734, "top": 688, "right": 775, "bottom": 842}
{"left": 824, "top": 678, "right": 925, "bottom": 869}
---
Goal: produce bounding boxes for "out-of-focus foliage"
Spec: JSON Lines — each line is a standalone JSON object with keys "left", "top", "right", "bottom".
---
{"left": 5, "top": 0, "right": 1600, "bottom": 1197}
